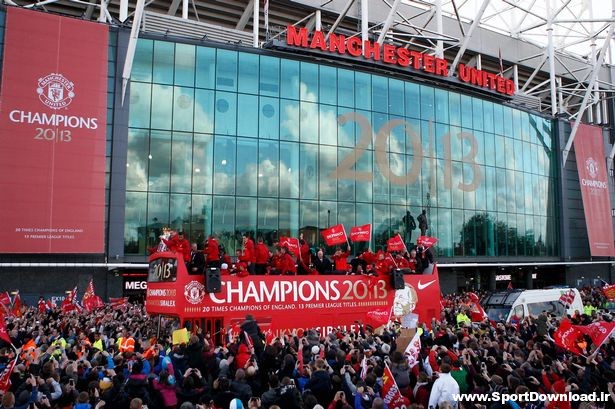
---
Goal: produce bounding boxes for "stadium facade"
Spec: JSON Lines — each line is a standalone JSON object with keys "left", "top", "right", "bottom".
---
{"left": 0, "top": 0, "right": 614, "bottom": 301}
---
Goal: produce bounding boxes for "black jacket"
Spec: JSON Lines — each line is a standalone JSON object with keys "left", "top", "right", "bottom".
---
{"left": 188, "top": 251, "right": 205, "bottom": 275}
{"left": 312, "top": 256, "right": 333, "bottom": 274}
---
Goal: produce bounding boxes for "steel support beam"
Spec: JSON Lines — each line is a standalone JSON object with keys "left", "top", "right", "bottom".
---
{"left": 326, "top": 0, "right": 355, "bottom": 41}
{"left": 377, "top": 0, "right": 403, "bottom": 45}
{"left": 253, "top": 0, "right": 259, "bottom": 47}
{"left": 361, "top": 0, "right": 368, "bottom": 42}
{"left": 182, "top": 0, "right": 188, "bottom": 19}
{"left": 236, "top": 0, "right": 254, "bottom": 30}
{"left": 547, "top": 0, "right": 558, "bottom": 116}
{"left": 121, "top": 0, "right": 146, "bottom": 106}
{"left": 316, "top": 9, "right": 322, "bottom": 31}
{"left": 449, "top": 0, "right": 490, "bottom": 76}
{"left": 119, "top": 0, "right": 128, "bottom": 22}
{"left": 564, "top": 2, "right": 614, "bottom": 164}
{"left": 520, "top": 54, "right": 548, "bottom": 92}
{"left": 98, "top": 0, "right": 107, "bottom": 22}
{"left": 167, "top": 0, "right": 180, "bottom": 15}
{"left": 435, "top": 0, "right": 443, "bottom": 58}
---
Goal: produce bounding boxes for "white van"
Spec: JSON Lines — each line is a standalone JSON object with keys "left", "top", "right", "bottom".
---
{"left": 483, "top": 288, "right": 584, "bottom": 323}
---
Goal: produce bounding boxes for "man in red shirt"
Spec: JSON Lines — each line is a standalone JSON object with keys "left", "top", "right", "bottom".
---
{"left": 279, "top": 246, "right": 297, "bottom": 275}
{"left": 254, "top": 237, "right": 270, "bottom": 275}
{"left": 242, "top": 233, "right": 256, "bottom": 275}
{"left": 298, "top": 235, "right": 312, "bottom": 275}
{"left": 204, "top": 235, "right": 220, "bottom": 268}
{"left": 174, "top": 232, "right": 191, "bottom": 263}
{"left": 331, "top": 246, "right": 351, "bottom": 274}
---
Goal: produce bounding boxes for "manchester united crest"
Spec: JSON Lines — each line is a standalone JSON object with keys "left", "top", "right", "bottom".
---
{"left": 184, "top": 280, "right": 206, "bottom": 305}
{"left": 36, "top": 73, "right": 75, "bottom": 109}
{"left": 585, "top": 157, "right": 599, "bottom": 179}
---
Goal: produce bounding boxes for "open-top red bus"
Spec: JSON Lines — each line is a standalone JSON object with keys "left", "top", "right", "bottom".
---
{"left": 145, "top": 252, "right": 442, "bottom": 343}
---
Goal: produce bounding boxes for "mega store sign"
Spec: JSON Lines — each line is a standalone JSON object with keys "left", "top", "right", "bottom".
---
{"left": 0, "top": 8, "right": 108, "bottom": 253}
{"left": 286, "top": 25, "right": 515, "bottom": 96}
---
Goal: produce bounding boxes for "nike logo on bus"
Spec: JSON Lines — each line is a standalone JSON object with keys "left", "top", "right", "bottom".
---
{"left": 417, "top": 280, "right": 436, "bottom": 290}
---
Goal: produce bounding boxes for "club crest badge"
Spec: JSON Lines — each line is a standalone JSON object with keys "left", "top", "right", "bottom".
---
{"left": 37, "top": 73, "right": 75, "bottom": 109}
{"left": 184, "top": 281, "right": 206, "bottom": 305}
{"left": 585, "top": 157, "right": 598, "bottom": 179}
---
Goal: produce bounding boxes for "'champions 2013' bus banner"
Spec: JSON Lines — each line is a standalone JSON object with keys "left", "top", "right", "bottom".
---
{"left": 573, "top": 123, "right": 615, "bottom": 257}
{"left": 0, "top": 8, "right": 108, "bottom": 253}
{"left": 146, "top": 252, "right": 442, "bottom": 333}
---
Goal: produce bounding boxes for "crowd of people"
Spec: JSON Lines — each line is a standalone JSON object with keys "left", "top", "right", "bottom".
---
{"left": 161, "top": 231, "right": 436, "bottom": 278}
{"left": 0, "top": 283, "right": 614, "bottom": 409}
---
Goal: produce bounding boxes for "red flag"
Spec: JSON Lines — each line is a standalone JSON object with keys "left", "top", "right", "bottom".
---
{"left": 559, "top": 289, "right": 576, "bottom": 306}
{"left": 364, "top": 308, "right": 391, "bottom": 329}
{"left": 11, "top": 292, "right": 22, "bottom": 318}
{"left": 321, "top": 224, "right": 348, "bottom": 246}
{"left": 279, "top": 236, "right": 300, "bottom": 256}
{"left": 0, "top": 359, "right": 16, "bottom": 393}
{"left": 0, "top": 293, "right": 11, "bottom": 309}
{"left": 417, "top": 235, "right": 438, "bottom": 249}
{"left": 603, "top": 283, "right": 615, "bottom": 300}
{"left": 109, "top": 297, "right": 128, "bottom": 309}
{"left": 553, "top": 319, "right": 585, "bottom": 355}
{"left": 0, "top": 314, "right": 12, "bottom": 345}
{"left": 61, "top": 285, "right": 79, "bottom": 313}
{"left": 575, "top": 321, "right": 615, "bottom": 349}
{"left": 386, "top": 234, "right": 406, "bottom": 252}
{"left": 382, "top": 363, "right": 411, "bottom": 408}
{"left": 468, "top": 292, "right": 488, "bottom": 322}
{"left": 350, "top": 224, "right": 371, "bottom": 242}
{"left": 82, "top": 279, "right": 104, "bottom": 312}
{"left": 507, "top": 281, "right": 513, "bottom": 290}
{"left": 46, "top": 299, "right": 55, "bottom": 310}
{"left": 403, "top": 331, "right": 421, "bottom": 368}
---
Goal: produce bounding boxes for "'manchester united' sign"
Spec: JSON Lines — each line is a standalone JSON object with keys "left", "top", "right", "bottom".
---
{"left": 286, "top": 25, "right": 515, "bottom": 96}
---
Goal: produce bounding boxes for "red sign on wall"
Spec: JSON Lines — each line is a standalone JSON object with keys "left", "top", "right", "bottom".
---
{"left": 573, "top": 123, "right": 615, "bottom": 256}
{"left": 0, "top": 8, "right": 108, "bottom": 253}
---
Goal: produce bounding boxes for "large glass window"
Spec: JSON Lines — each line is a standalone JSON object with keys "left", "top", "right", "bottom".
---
{"left": 125, "top": 40, "right": 559, "bottom": 256}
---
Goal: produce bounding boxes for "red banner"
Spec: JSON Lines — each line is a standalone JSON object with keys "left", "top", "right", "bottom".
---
{"left": 573, "top": 123, "right": 615, "bottom": 256}
{"left": 146, "top": 252, "right": 442, "bottom": 333}
{"left": 554, "top": 319, "right": 585, "bottom": 355}
{"left": 575, "top": 321, "right": 615, "bottom": 349}
{"left": 603, "top": 284, "right": 615, "bottom": 300}
{"left": 382, "top": 363, "right": 411, "bottom": 408}
{"left": 559, "top": 289, "right": 576, "bottom": 306}
{"left": 321, "top": 224, "right": 348, "bottom": 246}
{"left": 364, "top": 308, "right": 391, "bottom": 329}
{"left": 387, "top": 234, "right": 406, "bottom": 252}
{"left": 0, "top": 359, "right": 16, "bottom": 393}
{"left": 82, "top": 279, "right": 104, "bottom": 312}
{"left": 350, "top": 224, "right": 371, "bottom": 242}
{"left": 467, "top": 292, "right": 488, "bottom": 322}
{"left": 0, "top": 8, "right": 108, "bottom": 253}
{"left": 0, "top": 315, "right": 11, "bottom": 345}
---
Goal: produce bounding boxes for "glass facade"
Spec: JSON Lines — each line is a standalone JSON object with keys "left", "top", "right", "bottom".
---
{"left": 125, "top": 38, "right": 558, "bottom": 257}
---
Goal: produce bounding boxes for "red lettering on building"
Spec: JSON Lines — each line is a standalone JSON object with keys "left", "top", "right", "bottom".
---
{"left": 284, "top": 25, "right": 514, "bottom": 96}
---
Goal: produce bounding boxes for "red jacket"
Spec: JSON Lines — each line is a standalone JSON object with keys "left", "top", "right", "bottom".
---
{"left": 255, "top": 243, "right": 269, "bottom": 264}
{"left": 360, "top": 250, "right": 377, "bottom": 265}
{"left": 243, "top": 239, "right": 256, "bottom": 263}
{"left": 175, "top": 238, "right": 190, "bottom": 262}
{"left": 300, "top": 243, "right": 311, "bottom": 264}
{"left": 280, "top": 253, "right": 296, "bottom": 275}
{"left": 205, "top": 238, "right": 219, "bottom": 263}
{"left": 332, "top": 251, "right": 350, "bottom": 271}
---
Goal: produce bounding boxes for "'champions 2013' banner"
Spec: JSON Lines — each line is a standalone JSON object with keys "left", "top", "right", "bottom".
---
{"left": 0, "top": 8, "right": 108, "bottom": 253}
{"left": 573, "top": 123, "right": 615, "bottom": 256}
{"left": 146, "top": 253, "right": 442, "bottom": 333}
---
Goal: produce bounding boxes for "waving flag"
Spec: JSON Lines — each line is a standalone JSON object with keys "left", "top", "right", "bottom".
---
{"left": 364, "top": 308, "right": 391, "bottom": 329}
{"left": 279, "top": 236, "right": 301, "bottom": 257}
{"left": 386, "top": 234, "right": 406, "bottom": 252}
{"left": 0, "top": 293, "right": 11, "bottom": 310}
{"left": 575, "top": 321, "right": 615, "bottom": 349}
{"left": 403, "top": 331, "right": 421, "bottom": 368}
{"left": 61, "top": 285, "right": 80, "bottom": 313}
{"left": 553, "top": 319, "right": 585, "bottom": 355}
{"left": 11, "top": 292, "right": 22, "bottom": 318}
{"left": 382, "top": 363, "right": 411, "bottom": 408}
{"left": 603, "top": 283, "right": 615, "bottom": 300}
{"left": 0, "top": 358, "right": 16, "bottom": 393}
{"left": 321, "top": 224, "right": 348, "bottom": 246}
{"left": 109, "top": 297, "right": 128, "bottom": 309}
{"left": 468, "top": 292, "right": 488, "bottom": 322}
{"left": 82, "top": 279, "right": 104, "bottom": 312}
{"left": 559, "top": 289, "right": 576, "bottom": 306}
{"left": 37, "top": 298, "right": 48, "bottom": 314}
{"left": 0, "top": 314, "right": 12, "bottom": 345}
{"left": 350, "top": 224, "right": 371, "bottom": 242}
{"left": 417, "top": 235, "right": 438, "bottom": 249}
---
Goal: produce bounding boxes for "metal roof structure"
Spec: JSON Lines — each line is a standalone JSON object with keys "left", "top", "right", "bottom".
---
{"left": 4, "top": 0, "right": 615, "bottom": 163}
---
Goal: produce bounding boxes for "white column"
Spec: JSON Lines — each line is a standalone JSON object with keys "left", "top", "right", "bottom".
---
{"left": 182, "top": 0, "right": 188, "bottom": 19}
{"left": 435, "top": 0, "right": 443, "bottom": 58}
{"left": 361, "top": 0, "right": 369, "bottom": 42}
{"left": 253, "top": 0, "right": 260, "bottom": 48}
{"left": 547, "top": 0, "right": 558, "bottom": 116}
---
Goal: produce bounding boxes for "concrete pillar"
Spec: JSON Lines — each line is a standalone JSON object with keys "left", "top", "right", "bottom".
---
{"left": 526, "top": 270, "right": 533, "bottom": 289}
{"left": 489, "top": 269, "right": 496, "bottom": 292}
